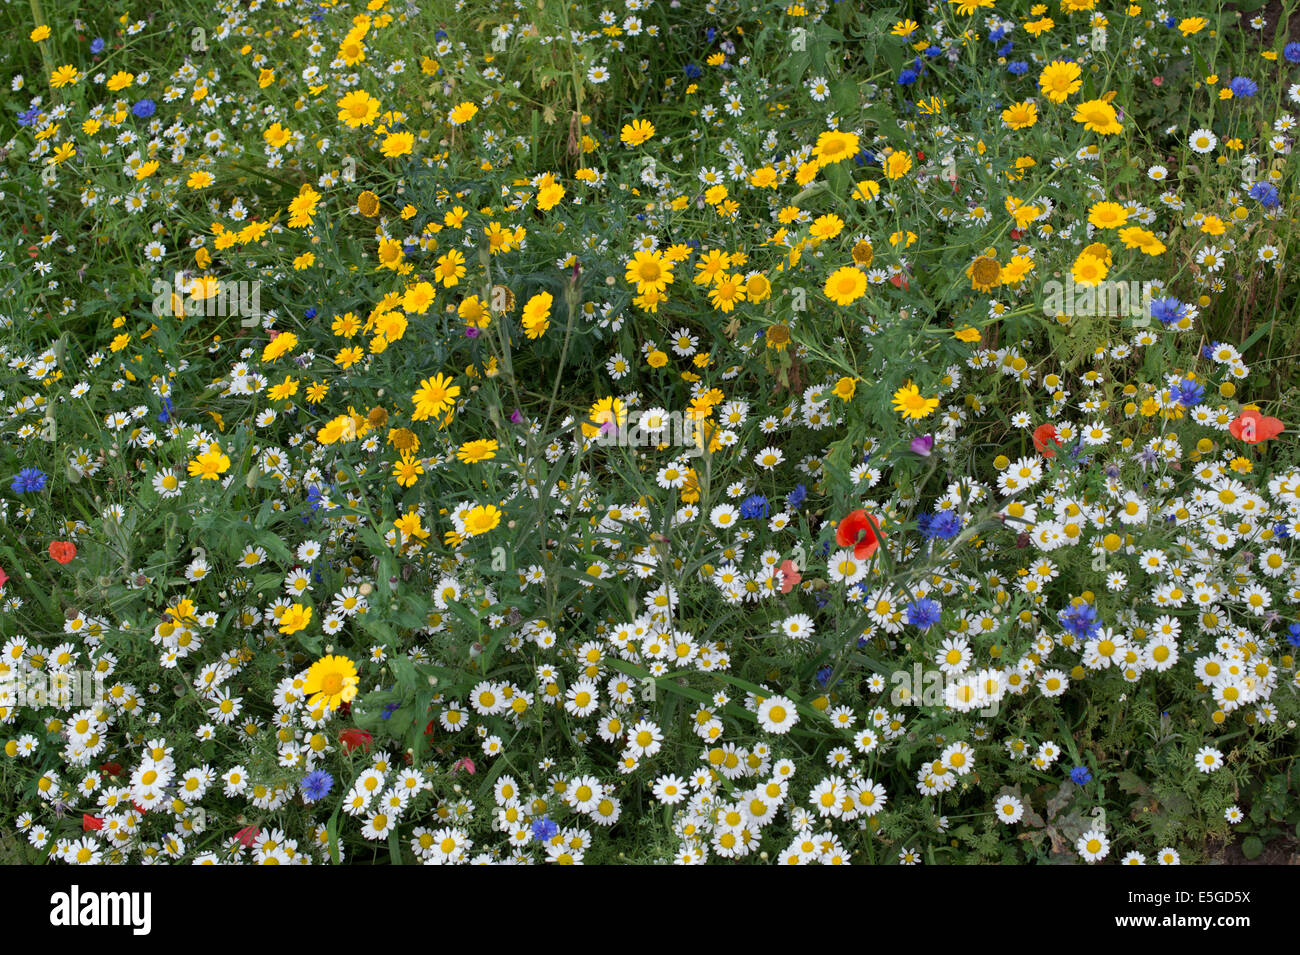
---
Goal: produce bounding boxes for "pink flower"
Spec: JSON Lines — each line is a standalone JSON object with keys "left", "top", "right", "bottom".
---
{"left": 774, "top": 560, "right": 802, "bottom": 594}
{"left": 451, "top": 757, "right": 476, "bottom": 775}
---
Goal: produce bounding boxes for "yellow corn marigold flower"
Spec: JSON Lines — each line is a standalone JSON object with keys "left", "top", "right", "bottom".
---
{"left": 50, "top": 64, "right": 80, "bottom": 88}
{"left": 302, "top": 654, "right": 357, "bottom": 709}
{"left": 883, "top": 150, "right": 913, "bottom": 180}
{"left": 381, "top": 131, "right": 414, "bottom": 158}
{"left": 521, "top": 291, "right": 552, "bottom": 339}
{"left": 968, "top": 256, "right": 1002, "bottom": 292}
{"left": 824, "top": 266, "right": 867, "bottom": 306}
{"left": 582, "top": 396, "right": 628, "bottom": 439}
{"left": 814, "top": 130, "right": 859, "bottom": 165}
{"left": 264, "top": 122, "right": 292, "bottom": 149}
{"left": 1087, "top": 201, "right": 1128, "bottom": 229}
{"left": 1001, "top": 101, "right": 1038, "bottom": 130}
{"left": 392, "top": 453, "right": 424, "bottom": 487}
{"left": 187, "top": 445, "right": 230, "bottom": 480}
{"left": 448, "top": 101, "right": 479, "bottom": 125}
{"left": 620, "top": 119, "right": 655, "bottom": 146}
{"left": 1038, "top": 60, "right": 1082, "bottom": 103}
{"left": 457, "top": 439, "right": 499, "bottom": 463}
{"left": 892, "top": 381, "right": 940, "bottom": 419}
{"left": 1073, "top": 98, "right": 1123, "bottom": 135}
{"left": 337, "top": 89, "right": 380, "bottom": 127}
{"left": 1071, "top": 251, "right": 1109, "bottom": 286}
{"left": 462, "top": 504, "right": 502, "bottom": 536}
{"left": 536, "top": 176, "right": 565, "bottom": 211}
{"left": 288, "top": 183, "right": 321, "bottom": 228}
{"left": 411, "top": 373, "right": 460, "bottom": 421}
{"left": 625, "top": 251, "right": 674, "bottom": 292}
{"left": 261, "top": 331, "right": 298, "bottom": 363}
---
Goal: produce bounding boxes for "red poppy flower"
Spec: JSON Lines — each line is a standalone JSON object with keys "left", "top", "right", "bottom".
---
{"left": 451, "top": 757, "right": 476, "bottom": 775}
{"left": 98, "top": 761, "right": 123, "bottom": 777}
{"left": 82, "top": 813, "right": 104, "bottom": 832}
{"left": 889, "top": 273, "right": 910, "bottom": 291}
{"left": 1033, "top": 424, "right": 1061, "bottom": 459}
{"left": 339, "top": 728, "right": 372, "bottom": 753}
{"left": 233, "top": 825, "right": 259, "bottom": 848}
{"left": 774, "top": 559, "right": 802, "bottom": 595}
{"left": 835, "top": 509, "right": 884, "bottom": 560}
{"left": 0, "top": 565, "right": 7, "bottom": 589}
{"left": 1229, "top": 409, "right": 1283, "bottom": 444}
{"left": 48, "top": 541, "right": 76, "bottom": 564}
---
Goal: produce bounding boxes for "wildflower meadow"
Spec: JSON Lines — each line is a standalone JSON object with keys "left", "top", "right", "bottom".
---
{"left": 2, "top": 0, "right": 1299, "bottom": 873}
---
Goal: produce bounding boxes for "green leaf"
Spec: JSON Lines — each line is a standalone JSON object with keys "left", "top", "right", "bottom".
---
{"left": 327, "top": 806, "right": 341, "bottom": 864}
{"left": 1241, "top": 836, "right": 1264, "bottom": 860}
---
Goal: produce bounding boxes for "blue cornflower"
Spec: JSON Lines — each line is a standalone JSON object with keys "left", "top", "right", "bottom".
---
{"left": 132, "top": 98, "right": 156, "bottom": 118}
{"left": 1286, "top": 42, "right": 1300, "bottom": 64}
{"left": 924, "top": 45, "right": 941, "bottom": 57}
{"left": 1249, "top": 182, "right": 1279, "bottom": 209}
{"left": 1149, "top": 297, "right": 1187, "bottom": 326}
{"left": 898, "top": 68, "right": 919, "bottom": 85}
{"left": 10, "top": 468, "right": 47, "bottom": 494}
{"left": 998, "top": 42, "right": 1014, "bottom": 56}
{"left": 157, "top": 396, "right": 173, "bottom": 423}
{"left": 706, "top": 26, "right": 716, "bottom": 42}
{"left": 1163, "top": 15, "right": 1176, "bottom": 26}
{"left": 530, "top": 817, "right": 558, "bottom": 842}
{"left": 306, "top": 484, "right": 331, "bottom": 511}
{"left": 816, "top": 665, "right": 833, "bottom": 687}
{"left": 380, "top": 701, "right": 402, "bottom": 720}
{"left": 1008, "top": 61, "right": 1029, "bottom": 75}
{"left": 906, "top": 598, "right": 942, "bottom": 631}
{"left": 1058, "top": 601, "right": 1101, "bottom": 641}
{"left": 685, "top": 63, "right": 702, "bottom": 79}
{"left": 1228, "top": 76, "right": 1257, "bottom": 99}
{"left": 989, "top": 26, "right": 1007, "bottom": 42}
{"left": 1070, "top": 766, "right": 1092, "bottom": 785}
{"left": 740, "top": 494, "right": 769, "bottom": 519}
{"left": 854, "top": 149, "right": 878, "bottom": 167}
{"left": 1171, "top": 376, "right": 1205, "bottom": 408}
{"left": 1274, "top": 522, "right": 1291, "bottom": 539}
{"left": 17, "top": 106, "right": 39, "bottom": 127}
{"left": 304, "top": 307, "right": 317, "bottom": 320}
{"left": 1284, "top": 623, "right": 1300, "bottom": 647}
{"left": 922, "top": 509, "right": 961, "bottom": 541}
{"left": 787, "top": 483, "right": 807, "bottom": 510}
{"left": 301, "top": 770, "right": 333, "bottom": 802}
{"left": 90, "top": 38, "right": 106, "bottom": 54}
